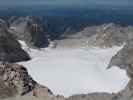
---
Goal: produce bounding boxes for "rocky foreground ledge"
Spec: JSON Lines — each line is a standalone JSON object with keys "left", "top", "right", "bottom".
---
{"left": 0, "top": 63, "right": 57, "bottom": 99}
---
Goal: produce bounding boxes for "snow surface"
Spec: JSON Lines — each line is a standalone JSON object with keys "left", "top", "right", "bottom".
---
{"left": 19, "top": 41, "right": 129, "bottom": 97}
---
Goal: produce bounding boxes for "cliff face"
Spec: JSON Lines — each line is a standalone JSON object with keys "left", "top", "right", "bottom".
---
{"left": 107, "top": 43, "right": 133, "bottom": 69}
{"left": 8, "top": 16, "right": 49, "bottom": 48}
{"left": 59, "top": 23, "right": 133, "bottom": 48}
{"left": 0, "top": 19, "right": 30, "bottom": 63}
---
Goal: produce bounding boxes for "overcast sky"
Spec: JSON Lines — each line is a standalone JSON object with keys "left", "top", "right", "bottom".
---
{"left": 0, "top": 0, "right": 132, "bottom": 7}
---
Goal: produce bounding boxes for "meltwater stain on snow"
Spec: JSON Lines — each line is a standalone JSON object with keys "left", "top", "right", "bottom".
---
{"left": 20, "top": 46, "right": 129, "bottom": 97}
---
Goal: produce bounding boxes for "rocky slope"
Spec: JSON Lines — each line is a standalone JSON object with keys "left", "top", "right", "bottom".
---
{"left": 58, "top": 23, "right": 133, "bottom": 48}
{"left": 0, "top": 63, "right": 54, "bottom": 99}
{"left": 107, "top": 42, "right": 133, "bottom": 70}
{"left": 0, "top": 19, "right": 30, "bottom": 63}
{"left": 8, "top": 16, "right": 49, "bottom": 48}
{"left": 84, "top": 23, "right": 131, "bottom": 47}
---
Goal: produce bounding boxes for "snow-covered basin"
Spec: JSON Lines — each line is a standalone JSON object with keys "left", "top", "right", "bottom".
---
{"left": 20, "top": 46, "right": 129, "bottom": 97}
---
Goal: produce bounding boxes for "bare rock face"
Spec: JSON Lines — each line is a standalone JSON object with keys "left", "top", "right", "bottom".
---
{"left": 0, "top": 79, "right": 17, "bottom": 99}
{"left": 0, "top": 19, "right": 30, "bottom": 63}
{"left": 0, "top": 63, "right": 53, "bottom": 99}
{"left": 9, "top": 16, "right": 49, "bottom": 48}
{"left": 85, "top": 23, "right": 133, "bottom": 48}
{"left": 107, "top": 42, "right": 133, "bottom": 70}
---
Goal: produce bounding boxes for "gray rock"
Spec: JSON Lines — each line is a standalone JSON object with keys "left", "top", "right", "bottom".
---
{"left": 0, "top": 63, "right": 54, "bottom": 99}
{"left": 72, "top": 23, "right": 133, "bottom": 48}
{"left": 0, "top": 19, "right": 30, "bottom": 63}
{"left": 9, "top": 16, "right": 49, "bottom": 48}
{"left": 107, "top": 42, "right": 133, "bottom": 70}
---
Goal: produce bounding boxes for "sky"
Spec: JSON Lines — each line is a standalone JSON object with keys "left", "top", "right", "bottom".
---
{"left": 0, "top": 0, "right": 132, "bottom": 7}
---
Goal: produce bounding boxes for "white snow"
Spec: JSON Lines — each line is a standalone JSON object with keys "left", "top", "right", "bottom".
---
{"left": 19, "top": 41, "right": 129, "bottom": 97}
{"left": 18, "top": 40, "right": 28, "bottom": 49}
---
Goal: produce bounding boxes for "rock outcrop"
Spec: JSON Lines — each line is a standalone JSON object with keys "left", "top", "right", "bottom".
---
{"left": 59, "top": 23, "right": 133, "bottom": 48}
{"left": 0, "top": 63, "right": 53, "bottom": 99}
{"left": 68, "top": 23, "right": 133, "bottom": 48}
{"left": 9, "top": 16, "right": 49, "bottom": 48}
{"left": 0, "top": 19, "right": 30, "bottom": 63}
{"left": 107, "top": 41, "right": 133, "bottom": 70}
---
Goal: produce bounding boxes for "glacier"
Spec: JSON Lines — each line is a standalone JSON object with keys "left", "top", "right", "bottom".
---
{"left": 19, "top": 41, "right": 129, "bottom": 97}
